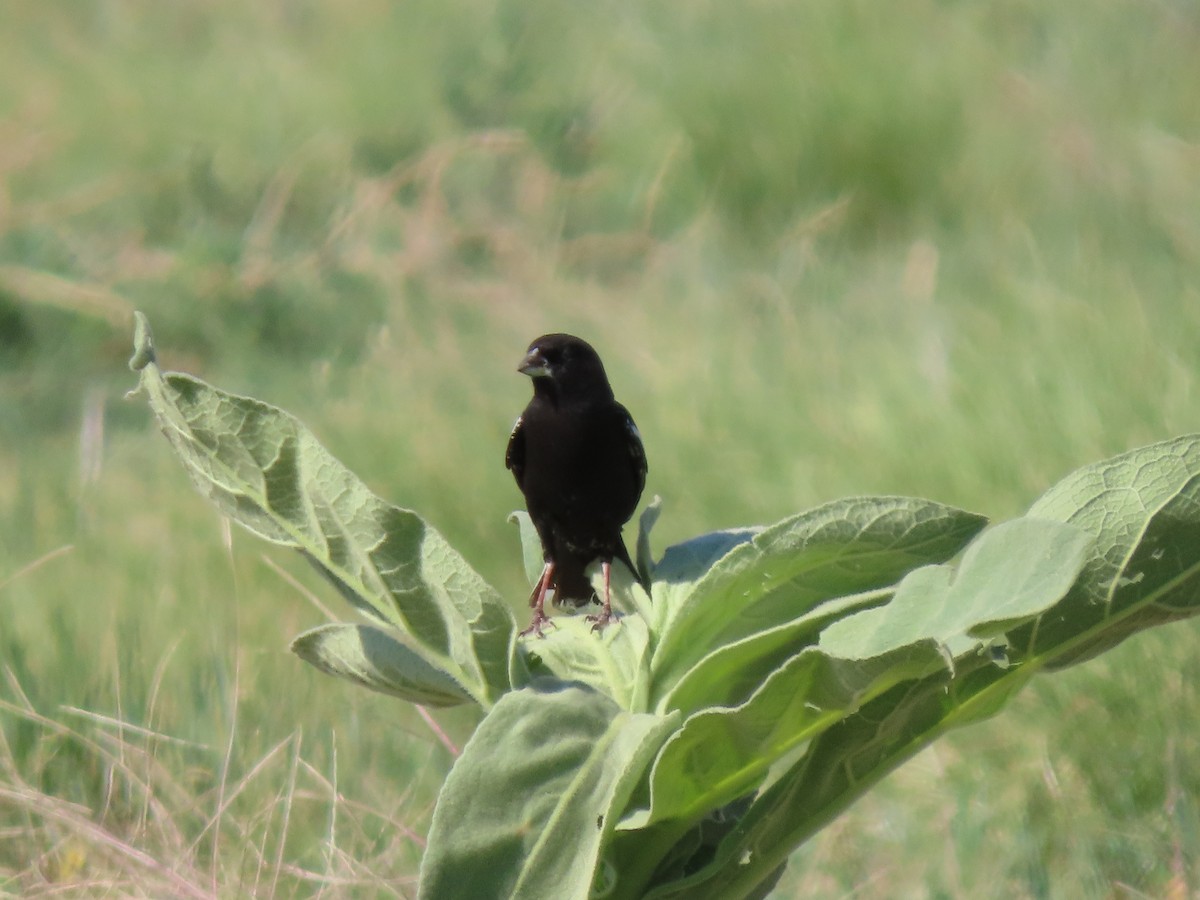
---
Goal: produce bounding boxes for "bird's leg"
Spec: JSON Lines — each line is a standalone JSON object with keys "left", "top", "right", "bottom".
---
{"left": 586, "top": 560, "right": 620, "bottom": 632}
{"left": 520, "top": 562, "right": 558, "bottom": 638}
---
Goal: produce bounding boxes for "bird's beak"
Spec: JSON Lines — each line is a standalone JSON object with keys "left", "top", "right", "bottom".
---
{"left": 518, "top": 348, "right": 550, "bottom": 378}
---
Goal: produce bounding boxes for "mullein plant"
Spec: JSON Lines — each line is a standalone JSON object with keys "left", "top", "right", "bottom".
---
{"left": 130, "top": 312, "right": 1200, "bottom": 900}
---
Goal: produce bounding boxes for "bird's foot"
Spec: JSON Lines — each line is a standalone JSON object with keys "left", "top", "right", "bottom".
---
{"left": 587, "top": 560, "right": 621, "bottom": 632}
{"left": 586, "top": 610, "right": 621, "bottom": 633}
{"left": 520, "top": 612, "right": 558, "bottom": 639}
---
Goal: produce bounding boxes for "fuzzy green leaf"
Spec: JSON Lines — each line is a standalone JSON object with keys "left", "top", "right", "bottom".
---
{"left": 638, "top": 643, "right": 939, "bottom": 828}
{"left": 649, "top": 497, "right": 987, "bottom": 699}
{"left": 662, "top": 589, "right": 889, "bottom": 716}
{"left": 290, "top": 623, "right": 473, "bottom": 707}
{"left": 131, "top": 312, "right": 515, "bottom": 708}
{"left": 636, "top": 495, "right": 664, "bottom": 584}
{"left": 819, "top": 517, "right": 1092, "bottom": 660}
{"left": 509, "top": 509, "right": 545, "bottom": 588}
{"left": 417, "top": 685, "right": 678, "bottom": 900}
{"left": 1019, "top": 434, "right": 1200, "bottom": 667}
{"left": 644, "top": 527, "right": 760, "bottom": 636}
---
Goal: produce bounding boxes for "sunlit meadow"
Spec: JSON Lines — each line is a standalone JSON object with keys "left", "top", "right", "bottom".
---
{"left": 2, "top": 1, "right": 1198, "bottom": 895}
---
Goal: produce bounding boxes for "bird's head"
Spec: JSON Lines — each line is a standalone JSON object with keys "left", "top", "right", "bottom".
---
{"left": 519, "top": 333, "right": 614, "bottom": 403}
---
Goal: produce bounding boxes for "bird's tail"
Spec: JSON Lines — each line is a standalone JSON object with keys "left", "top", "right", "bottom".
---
{"left": 613, "top": 538, "right": 647, "bottom": 590}
{"left": 552, "top": 538, "right": 645, "bottom": 609}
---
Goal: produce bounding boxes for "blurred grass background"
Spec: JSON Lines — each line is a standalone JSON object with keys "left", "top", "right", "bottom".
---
{"left": 2, "top": 0, "right": 1199, "bottom": 895}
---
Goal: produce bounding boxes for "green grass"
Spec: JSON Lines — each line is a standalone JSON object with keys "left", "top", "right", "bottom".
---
{"left": 2, "top": 0, "right": 1200, "bottom": 895}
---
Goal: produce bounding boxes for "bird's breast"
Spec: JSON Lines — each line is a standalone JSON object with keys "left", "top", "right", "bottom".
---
{"left": 520, "top": 407, "right": 639, "bottom": 522}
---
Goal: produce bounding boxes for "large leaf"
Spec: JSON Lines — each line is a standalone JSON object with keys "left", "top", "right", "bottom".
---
{"left": 417, "top": 684, "right": 678, "bottom": 900}
{"left": 290, "top": 623, "right": 474, "bottom": 707}
{"left": 636, "top": 643, "right": 940, "bottom": 829}
{"left": 641, "top": 667, "right": 967, "bottom": 900}
{"left": 509, "top": 510, "right": 545, "bottom": 588}
{"left": 819, "top": 517, "right": 1092, "bottom": 660}
{"left": 643, "top": 527, "right": 761, "bottom": 639}
{"left": 649, "top": 497, "right": 987, "bottom": 699}
{"left": 660, "top": 588, "right": 890, "bottom": 716}
{"left": 1019, "top": 434, "right": 1200, "bottom": 667}
{"left": 129, "top": 312, "right": 515, "bottom": 708}
{"left": 636, "top": 496, "right": 664, "bottom": 585}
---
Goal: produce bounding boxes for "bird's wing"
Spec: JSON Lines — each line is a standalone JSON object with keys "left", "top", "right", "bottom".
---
{"left": 505, "top": 415, "right": 526, "bottom": 488}
{"left": 622, "top": 407, "right": 648, "bottom": 499}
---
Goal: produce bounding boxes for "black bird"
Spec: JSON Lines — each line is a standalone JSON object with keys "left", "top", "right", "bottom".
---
{"left": 506, "top": 333, "right": 647, "bottom": 636}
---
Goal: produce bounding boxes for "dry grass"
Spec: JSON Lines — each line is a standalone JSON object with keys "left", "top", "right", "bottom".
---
{"left": 0, "top": 659, "right": 437, "bottom": 898}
